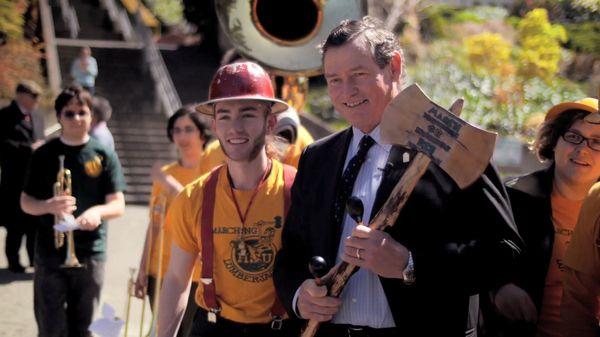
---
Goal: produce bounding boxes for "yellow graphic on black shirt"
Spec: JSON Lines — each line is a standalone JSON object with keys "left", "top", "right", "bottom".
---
{"left": 223, "top": 223, "right": 278, "bottom": 283}
{"left": 84, "top": 155, "right": 103, "bottom": 178}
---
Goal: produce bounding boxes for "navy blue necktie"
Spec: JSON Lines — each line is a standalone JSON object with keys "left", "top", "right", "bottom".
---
{"left": 332, "top": 135, "right": 375, "bottom": 226}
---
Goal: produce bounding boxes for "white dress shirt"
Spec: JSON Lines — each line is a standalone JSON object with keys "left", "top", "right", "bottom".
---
{"left": 330, "top": 126, "right": 396, "bottom": 328}
{"left": 292, "top": 125, "right": 397, "bottom": 328}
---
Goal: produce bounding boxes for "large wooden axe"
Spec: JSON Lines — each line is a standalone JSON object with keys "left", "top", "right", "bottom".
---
{"left": 301, "top": 84, "right": 497, "bottom": 337}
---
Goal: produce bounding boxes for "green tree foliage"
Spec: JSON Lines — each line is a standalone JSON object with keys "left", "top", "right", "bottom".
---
{"left": 409, "top": 40, "right": 584, "bottom": 139}
{"left": 571, "top": 0, "right": 600, "bottom": 12}
{"left": 145, "top": 0, "right": 184, "bottom": 26}
{"left": 517, "top": 8, "right": 567, "bottom": 81}
{"left": 0, "top": 0, "right": 24, "bottom": 42}
{"left": 0, "top": 0, "right": 44, "bottom": 99}
{"left": 0, "top": 41, "right": 44, "bottom": 98}
{"left": 465, "top": 33, "right": 514, "bottom": 77}
{"left": 564, "top": 22, "right": 600, "bottom": 54}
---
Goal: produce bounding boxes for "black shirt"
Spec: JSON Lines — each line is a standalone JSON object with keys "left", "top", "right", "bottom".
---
{"left": 24, "top": 137, "right": 126, "bottom": 264}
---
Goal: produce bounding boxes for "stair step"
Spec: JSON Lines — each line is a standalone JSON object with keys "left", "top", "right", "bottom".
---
{"left": 113, "top": 135, "right": 171, "bottom": 144}
{"left": 125, "top": 193, "right": 150, "bottom": 205}
{"left": 126, "top": 185, "right": 153, "bottom": 194}
{"left": 116, "top": 151, "right": 176, "bottom": 159}
{"left": 109, "top": 127, "right": 169, "bottom": 135}
{"left": 122, "top": 166, "right": 152, "bottom": 174}
{"left": 124, "top": 175, "right": 153, "bottom": 184}
{"left": 110, "top": 120, "right": 170, "bottom": 129}
{"left": 119, "top": 158, "right": 171, "bottom": 167}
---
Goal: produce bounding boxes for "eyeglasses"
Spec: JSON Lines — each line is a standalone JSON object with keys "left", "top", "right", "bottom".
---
{"left": 562, "top": 130, "right": 600, "bottom": 151}
{"left": 63, "top": 110, "right": 89, "bottom": 119}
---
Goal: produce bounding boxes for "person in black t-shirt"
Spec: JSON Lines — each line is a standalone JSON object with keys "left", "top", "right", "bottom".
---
{"left": 20, "top": 86, "right": 126, "bottom": 337}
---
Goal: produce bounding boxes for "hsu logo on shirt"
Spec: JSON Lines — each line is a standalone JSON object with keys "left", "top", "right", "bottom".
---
{"left": 221, "top": 218, "right": 280, "bottom": 283}
{"left": 84, "top": 155, "right": 103, "bottom": 178}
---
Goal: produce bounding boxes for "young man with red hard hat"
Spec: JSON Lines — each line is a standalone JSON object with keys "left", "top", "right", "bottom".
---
{"left": 157, "top": 61, "right": 300, "bottom": 337}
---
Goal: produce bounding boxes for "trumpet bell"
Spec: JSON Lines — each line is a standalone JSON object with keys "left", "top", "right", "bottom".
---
{"left": 216, "top": 0, "right": 366, "bottom": 76}
{"left": 60, "top": 231, "right": 83, "bottom": 268}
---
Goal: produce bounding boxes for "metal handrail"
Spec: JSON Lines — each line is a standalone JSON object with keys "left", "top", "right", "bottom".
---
{"left": 58, "top": 0, "right": 79, "bottom": 38}
{"left": 100, "top": 0, "right": 136, "bottom": 41}
{"left": 39, "top": 0, "right": 61, "bottom": 95}
{"left": 66, "top": 7, "right": 79, "bottom": 38}
{"left": 134, "top": 12, "right": 182, "bottom": 116}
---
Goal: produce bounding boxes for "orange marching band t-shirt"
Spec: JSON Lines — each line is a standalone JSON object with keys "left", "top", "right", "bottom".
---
{"left": 148, "top": 161, "right": 211, "bottom": 281}
{"left": 563, "top": 182, "right": 600, "bottom": 324}
{"left": 535, "top": 190, "right": 584, "bottom": 337}
{"left": 169, "top": 160, "right": 288, "bottom": 324}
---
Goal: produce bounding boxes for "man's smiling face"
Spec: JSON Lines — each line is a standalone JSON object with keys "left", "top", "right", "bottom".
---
{"left": 323, "top": 36, "right": 400, "bottom": 134}
{"left": 213, "top": 100, "right": 274, "bottom": 162}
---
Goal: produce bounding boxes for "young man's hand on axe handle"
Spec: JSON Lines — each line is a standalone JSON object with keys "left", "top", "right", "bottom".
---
{"left": 300, "top": 84, "right": 497, "bottom": 337}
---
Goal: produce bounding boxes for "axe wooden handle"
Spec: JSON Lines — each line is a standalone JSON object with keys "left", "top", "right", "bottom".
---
{"left": 301, "top": 153, "right": 431, "bottom": 337}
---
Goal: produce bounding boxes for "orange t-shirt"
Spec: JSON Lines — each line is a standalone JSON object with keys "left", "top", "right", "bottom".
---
{"left": 169, "top": 161, "right": 290, "bottom": 323}
{"left": 536, "top": 191, "right": 583, "bottom": 337}
{"left": 282, "top": 125, "right": 314, "bottom": 168}
{"left": 200, "top": 140, "right": 227, "bottom": 172}
{"left": 147, "top": 161, "right": 210, "bottom": 281}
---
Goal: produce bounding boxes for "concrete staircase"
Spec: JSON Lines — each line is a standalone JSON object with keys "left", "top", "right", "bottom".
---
{"left": 161, "top": 44, "right": 220, "bottom": 106}
{"left": 50, "top": 0, "right": 179, "bottom": 204}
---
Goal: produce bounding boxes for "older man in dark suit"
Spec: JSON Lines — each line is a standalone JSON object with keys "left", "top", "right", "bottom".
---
{"left": 0, "top": 80, "right": 45, "bottom": 273}
{"left": 273, "top": 17, "right": 523, "bottom": 337}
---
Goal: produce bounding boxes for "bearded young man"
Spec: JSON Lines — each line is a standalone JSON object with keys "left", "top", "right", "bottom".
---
{"left": 157, "top": 62, "right": 300, "bottom": 337}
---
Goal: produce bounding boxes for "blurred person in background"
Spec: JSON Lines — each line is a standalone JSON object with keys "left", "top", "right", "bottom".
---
{"left": 70, "top": 46, "right": 98, "bottom": 96}
{"left": 134, "top": 106, "right": 212, "bottom": 337}
{"left": 0, "top": 80, "right": 45, "bottom": 273}
{"left": 90, "top": 96, "right": 115, "bottom": 151}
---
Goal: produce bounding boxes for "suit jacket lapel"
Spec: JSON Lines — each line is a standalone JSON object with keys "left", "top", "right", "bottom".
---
{"left": 369, "top": 145, "right": 417, "bottom": 222}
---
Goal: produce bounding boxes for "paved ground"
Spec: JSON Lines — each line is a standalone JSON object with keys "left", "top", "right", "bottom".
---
{"left": 0, "top": 205, "right": 153, "bottom": 337}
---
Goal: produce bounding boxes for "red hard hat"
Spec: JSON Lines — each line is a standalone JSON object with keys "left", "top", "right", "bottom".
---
{"left": 195, "top": 61, "right": 289, "bottom": 115}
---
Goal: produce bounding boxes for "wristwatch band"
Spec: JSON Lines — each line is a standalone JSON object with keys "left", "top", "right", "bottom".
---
{"left": 402, "top": 251, "right": 415, "bottom": 284}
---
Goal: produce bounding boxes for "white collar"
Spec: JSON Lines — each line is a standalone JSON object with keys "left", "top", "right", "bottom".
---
{"left": 350, "top": 125, "right": 392, "bottom": 154}
{"left": 16, "top": 103, "right": 29, "bottom": 115}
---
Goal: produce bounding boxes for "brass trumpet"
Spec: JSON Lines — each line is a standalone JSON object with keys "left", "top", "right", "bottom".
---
{"left": 124, "top": 194, "right": 167, "bottom": 337}
{"left": 54, "top": 155, "right": 82, "bottom": 268}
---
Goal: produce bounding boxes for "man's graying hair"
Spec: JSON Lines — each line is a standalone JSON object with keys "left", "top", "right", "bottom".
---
{"left": 320, "top": 16, "right": 404, "bottom": 71}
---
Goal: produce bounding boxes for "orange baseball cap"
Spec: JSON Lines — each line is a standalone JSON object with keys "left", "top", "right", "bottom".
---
{"left": 545, "top": 97, "right": 599, "bottom": 122}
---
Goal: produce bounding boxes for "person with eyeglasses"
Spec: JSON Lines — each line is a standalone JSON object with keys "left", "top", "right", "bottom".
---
{"left": 483, "top": 97, "right": 600, "bottom": 337}
{"left": 0, "top": 80, "right": 45, "bottom": 273}
{"left": 20, "top": 85, "right": 126, "bottom": 337}
{"left": 133, "top": 107, "right": 213, "bottom": 337}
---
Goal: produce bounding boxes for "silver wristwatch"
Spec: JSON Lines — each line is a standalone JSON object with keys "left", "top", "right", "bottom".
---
{"left": 402, "top": 251, "right": 415, "bottom": 284}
